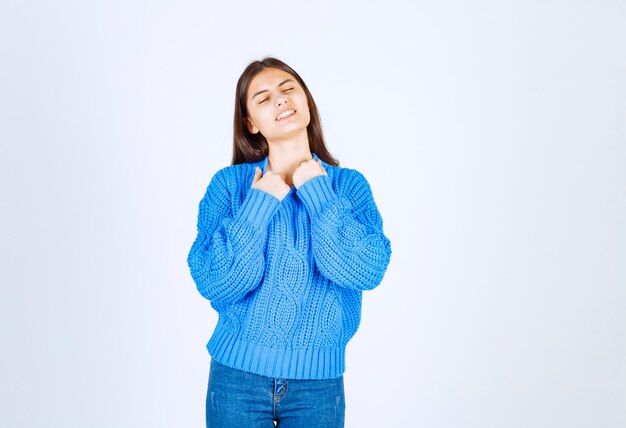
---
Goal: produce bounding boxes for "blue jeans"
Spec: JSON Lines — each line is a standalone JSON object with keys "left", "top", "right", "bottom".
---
{"left": 206, "top": 358, "right": 345, "bottom": 427}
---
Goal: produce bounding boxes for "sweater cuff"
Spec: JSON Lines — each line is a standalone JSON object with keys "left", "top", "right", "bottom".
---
{"left": 234, "top": 188, "right": 281, "bottom": 230}
{"left": 296, "top": 175, "right": 338, "bottom": 217}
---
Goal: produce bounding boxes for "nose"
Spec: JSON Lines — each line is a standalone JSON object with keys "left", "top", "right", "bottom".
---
{"left": 276, "top": 94, "right": 288, "bottom": 107}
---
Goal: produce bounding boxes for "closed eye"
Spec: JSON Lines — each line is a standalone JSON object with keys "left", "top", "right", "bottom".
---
{"left": 258, "top": 87, "right": 293, "bottom": 104}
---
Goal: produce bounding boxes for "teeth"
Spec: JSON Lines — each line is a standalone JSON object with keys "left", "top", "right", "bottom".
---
{"left": 276, "top": 110, "right": 295, "bottom": 120}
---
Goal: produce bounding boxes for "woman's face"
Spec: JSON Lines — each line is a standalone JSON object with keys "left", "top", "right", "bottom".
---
{"left": 245, "top": 67, "right": 311, "bottom": 143}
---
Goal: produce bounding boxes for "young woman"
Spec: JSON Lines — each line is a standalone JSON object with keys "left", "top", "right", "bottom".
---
{"left": 188, "top": 57, "right": 392, "bottom": 427}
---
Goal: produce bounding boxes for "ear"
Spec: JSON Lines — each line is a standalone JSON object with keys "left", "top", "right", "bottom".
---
{"left": 245, "top": 117, "right": 259, "bottom": 134}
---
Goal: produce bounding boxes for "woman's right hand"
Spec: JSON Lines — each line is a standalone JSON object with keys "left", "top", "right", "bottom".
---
{"left": 252, "top": 167, "right": 290, "bottom": 200}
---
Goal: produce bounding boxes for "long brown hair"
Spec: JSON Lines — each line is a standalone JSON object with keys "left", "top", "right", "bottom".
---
{"left": 231, "top": 57, "right": 339, "bottom": 166}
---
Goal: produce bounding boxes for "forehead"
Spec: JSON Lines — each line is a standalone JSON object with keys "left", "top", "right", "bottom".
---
{"left": 248, "top": 68, "right": 297, "bottom": 95}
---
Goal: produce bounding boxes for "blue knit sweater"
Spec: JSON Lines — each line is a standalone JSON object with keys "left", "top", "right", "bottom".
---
{"left": 188, "top": 153, "right": 391, "bottom": 379}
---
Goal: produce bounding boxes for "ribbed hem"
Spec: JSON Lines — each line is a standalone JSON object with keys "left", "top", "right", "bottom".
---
{"left": 207, "top": 328, "right": 345, "bottom": 380}
{"left": 296, "top": 175, "right": 337, "bottom": 217}
{"left": 234, "top": 188, "right": 280, "bottom": 230}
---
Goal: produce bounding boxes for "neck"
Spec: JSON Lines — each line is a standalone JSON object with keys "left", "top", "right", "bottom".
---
{"left": 267, "top": 134, "right": 312, "bottom": 187}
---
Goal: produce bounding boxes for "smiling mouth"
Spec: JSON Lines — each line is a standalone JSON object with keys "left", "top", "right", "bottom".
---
{"left": 275, "top": 110, "right": 296, "bottom": 121}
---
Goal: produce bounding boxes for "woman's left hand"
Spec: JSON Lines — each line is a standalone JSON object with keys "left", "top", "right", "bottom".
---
{"left": 292, "top": 159, "right": 327, "bottom": 189}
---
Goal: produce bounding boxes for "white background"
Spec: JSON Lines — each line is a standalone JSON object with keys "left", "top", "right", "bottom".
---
{"left": 1, "top": 1, "right": 625, "bottom": 427}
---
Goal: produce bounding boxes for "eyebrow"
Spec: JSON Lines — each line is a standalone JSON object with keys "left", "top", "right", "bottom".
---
{"left": 251, "top": 78, "right": 295, "bottom": 100}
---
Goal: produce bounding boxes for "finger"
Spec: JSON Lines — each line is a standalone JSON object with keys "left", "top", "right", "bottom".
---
{"left": 253, "top": 166, "right": 262, "bottom": 184}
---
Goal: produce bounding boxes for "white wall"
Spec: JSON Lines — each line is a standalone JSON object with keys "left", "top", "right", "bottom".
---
{"left": 1, "top": 1, "right": 624, "bottom": 427}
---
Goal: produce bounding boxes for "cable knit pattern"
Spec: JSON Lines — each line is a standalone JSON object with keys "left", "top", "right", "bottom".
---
{"left": 188, "top": 153, "right": 391, "bottom": 379}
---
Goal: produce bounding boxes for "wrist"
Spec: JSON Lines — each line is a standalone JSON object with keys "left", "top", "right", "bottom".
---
{"left": 296, "top": 175, "right": 337, "bottom": 216}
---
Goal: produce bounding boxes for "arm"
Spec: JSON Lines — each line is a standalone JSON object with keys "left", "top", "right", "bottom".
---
{"left": 296, "top": 169, "right": 392, "bottom": 291}
{"left": 187, "top": 168, "right": 281, "bottom": 304}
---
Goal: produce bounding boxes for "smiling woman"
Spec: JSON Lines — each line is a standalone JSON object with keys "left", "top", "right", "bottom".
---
{"left": 244, "top": 69, "right": 312, "bottom": 169}
{"left": 187, "top": 57, "right": 392, "bottom": 428}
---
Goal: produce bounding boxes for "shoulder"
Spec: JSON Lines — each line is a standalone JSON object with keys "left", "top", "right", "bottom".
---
{"left": 207, "top": 163, "right": 256, "bottom": 190}
{"left": 321, "top": 164, "right": 379, "bottom": 212}
{"left": 324, "top": 164, "right": 372, "bottom": 193}
{"left": 201, "top": 163, "right": 256, "bottom": 203}
{"left": 213, "top": 163, "right": 256, "bottom": 182}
